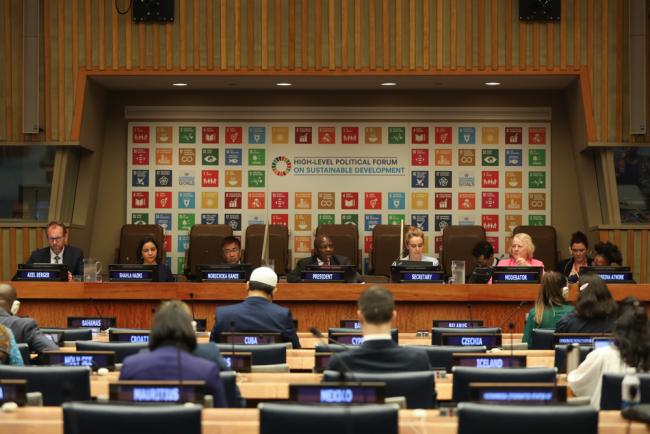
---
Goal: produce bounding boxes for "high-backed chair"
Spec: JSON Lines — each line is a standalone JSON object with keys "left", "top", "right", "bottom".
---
{"left": 323, "top": 370, "right": 436, "bottom": 409}
{"left": 529, "top": 328, "right": 556, "bottom": 349}
{"left": 457, "top": 403, "right": 598, "bottom": 434}
{"left": 75, "top": 341, "right": 148, "bottom": 363}
{"left": 117, "top": 224, "right": 165, "bottom": 264}
{"left": 414, "top": 345, "right": 487, "bottom": 372}
{"left": 370, "top": 224, "right": 402, "bottom": 276}
{"left": 0, "top": 365, "right": 91, "bottom": 406}
{"left": 451, "top": 366, "right": 557, "bottom": 402}
{"left": 315, "top": 224, "right": 360, "bottom": 270}
{"left": 63, "top": 402, "right": 202, "bottom": 434}
{"left": 259, "top": 403, "right": 399, "bottom": 434}
{"left": 600, "top": 373, "right": 650, "bottom": 410}
{"left": 41, "top": 328, "right": 93, "bottom": 342}
{"left": 216, "top": 343, "right": 286, "bottom": 365}
{"left": 243, "top": 224, "right": 291, "bottom": 275}
{"left": 440, "top": 225, "right": 486, "bottom": 278}
{"left": 184, "top": 224, "right": 233, "bottom": 277}
{"left": 554, "top": 345, "right": 593, "bottom": 373}
{"left": 513, "top": 225, "right": 557, "bottom": 271}
{"left": 219, "top": 371, "right": 245, "bottom": 408}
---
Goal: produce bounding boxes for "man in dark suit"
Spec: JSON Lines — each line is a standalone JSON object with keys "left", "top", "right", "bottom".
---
{"left": 287, "top": 234, "right": 361, "bottom": 283}
{"left": 210, "top": 266, "right": 301, "bottom": 349}
{"left": 120, "top": 300, "right": 228, "bottom": 407}
{"left": 0, "top": 283, "right": 58, "bottom": 354}
{"left": 326, "top": 285, "right": 431, "bottom": 372}
{"left": 26, "top": 221, "right": 84, "bottom": 280}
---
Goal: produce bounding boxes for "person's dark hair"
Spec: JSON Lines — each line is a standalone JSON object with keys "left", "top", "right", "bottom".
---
{"left": 593, "top": 241, "right": 623, "bottom": 266}
{"left": 358, "top": 286, "right": 394, "bottom": 325}
{"left": 46, "top": 221, "right": 67, "bottom": 235}
{"left": 221, "top": 236, "right": 241, "bottom": 249}
{"left": 615, "top": 297, "right": 650, "bottom": 371}
{"left": 249, "top": 281, "right": 275, "bottom": 294}
{"left": 534, "top": 271, "right": 568, "bottom": 326}
{"left": 136, "top": 236, "right": 161, "bottom": 264}
{"left": 575, "top": 273, "right": 617, "bottom": 319}
{"left": 569, "top": 231, "right": 589, "bottom": 248}
{"left": 149, "top": 300, "right": 197, "bottom": 352}
{"left": 314, "top": 234, "right": 332, "bottom": 249}
{"left": 472, "top": 241, "right": 494, "bottom": 259}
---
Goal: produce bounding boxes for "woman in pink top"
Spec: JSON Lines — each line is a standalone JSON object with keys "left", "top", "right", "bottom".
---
{"left": 497, "top": 233, "right": 545, "bottom": 268}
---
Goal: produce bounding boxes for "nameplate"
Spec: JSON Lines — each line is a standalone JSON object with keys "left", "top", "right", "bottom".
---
{"left": 553, "top": 333, "right": 611, "bottom": 346}
{"left": 110, "top": 381, "right": 205, "bottom": 404}
{"left": 432, "top": 320, "right": 484, "bottom": 328}
{"left": 220, "top": 332, "right": 280, "bottom": 345}
{"left": 470, "top": 383, "right": 567, "bottom": 404}
{"left": 441, "top": 333, "right": 502, "bottom": 349}
{"left": 492, "top": 271, "right": 541, "bottom": 283}
{"left": 0, "top": 380, "right": 27, "bottom": 406}
{"left": 14, "top": 266, "right": 67, "bottom": 282}
{"left": 201, "top": 270, "right": 247, "bottom": 282}
{"left": 108, "top": 264, "right": 157, "bottom": 282}
{"left": 339, "top": 319, "right": 361, "bottom": 329}
{"left": 289, "top": 383, "right": 385, "bottom": 404}
{"left": 67, "top": 316, "right": 116, "bottom": 330}
{"left": 220, "top": 352, "right": 252, "bottom": 372}
{"left": 41, "top": 351, "right": 116, "bottom": 371}
{"left": 396, "top": 271, "right": 445, "bottom": 283}
{"left": 330, "top": 333, "right": 364, "bottom": 346}
{"left": 302, "top": 271, "right": 346, "bottom": 282}
{"left": 108, "top": 331, "right": 150, "bottom": 343}
{"left": 593, "top": 271, "right": 634, "bottom": 283}
{"left": 453, "top": 353, "right": 527, "bottom": 369}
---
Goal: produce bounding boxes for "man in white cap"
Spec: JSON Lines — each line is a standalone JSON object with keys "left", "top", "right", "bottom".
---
{"left": 209, "top": 266, "right": 301, "bottom": 348}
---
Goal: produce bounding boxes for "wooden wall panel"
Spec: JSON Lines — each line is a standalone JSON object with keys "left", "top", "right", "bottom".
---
{"left": 0, "top": 1, "right": 633, "bottom": 143}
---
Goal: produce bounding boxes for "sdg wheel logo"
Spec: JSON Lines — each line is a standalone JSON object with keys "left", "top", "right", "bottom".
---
{"left": 271, "top": 156, "right": 292, "bottom": 176}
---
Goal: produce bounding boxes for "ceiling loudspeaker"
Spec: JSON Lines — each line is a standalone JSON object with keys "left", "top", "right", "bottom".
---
{"left": 629, "top": 1, "right": 647, "bottom": 135}
{"left": 518, "top": 0, "right": 560, "bottom": 21}
{"left": 132, "top": 0, "right": 174, "bottom": 23}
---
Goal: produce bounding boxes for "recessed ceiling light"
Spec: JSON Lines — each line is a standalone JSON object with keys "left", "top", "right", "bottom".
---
{"left": 276, "top": 82, "right": 292, "bottom": 87}
{"left": 381, "top": 82, "right": 397, "bottom": 86}
{"left": 484, "top": 81, "right": 501, "bottom": 86}
{"left": 172, "top": 82, "right": 188, "bottom": 87}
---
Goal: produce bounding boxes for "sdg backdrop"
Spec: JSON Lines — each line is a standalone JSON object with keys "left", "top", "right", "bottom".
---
{"left": 127, "top": 120, "right": 551, "bottom": 273}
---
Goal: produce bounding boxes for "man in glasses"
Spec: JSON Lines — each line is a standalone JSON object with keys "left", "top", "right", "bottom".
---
{"left": 221, "top": 236, "right": 242, "bottom": 264}
{"left": 26, "top": 221, "right": 84, "bottom": 281}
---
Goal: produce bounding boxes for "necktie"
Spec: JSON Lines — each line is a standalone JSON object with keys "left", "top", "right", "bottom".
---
{"left": 54, "top": 256, "right": 60, "bottom": 264}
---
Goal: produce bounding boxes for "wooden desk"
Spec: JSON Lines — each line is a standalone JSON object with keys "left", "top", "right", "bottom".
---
{"left": 7, "top": 281, "right": 648, "bottom": 334}
{"left": 0, "top": 407, "right": 645, "bottom": 434}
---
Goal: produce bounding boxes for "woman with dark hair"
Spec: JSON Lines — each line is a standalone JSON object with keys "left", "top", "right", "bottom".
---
{"left": 593, "top": 241, "right": 623, "bottom": 266}
{"left": 555, "top": 273, "right": 618, "bottom": 333}
{"left": 119, "top": 300, "right": 227, "bottom": 407}
{"left": 522, "top": 271, "right": 574, "bottom": 343}
{"left": 136, "top": 236, "right": 175, "bottom": 282}
{"left": 568, "top": 296, "right": 650, "bottom": 408}
{"left": 556, "top": 231, "right": 592, "bottom": 282}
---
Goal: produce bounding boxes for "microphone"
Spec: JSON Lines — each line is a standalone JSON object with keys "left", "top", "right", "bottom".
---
{"left": 229, "top": 320, "right": 236, "bottom": 369}
{"left": 466, "top": 303, "right": 473, "bottom": 322}
{"left": 89, "top": 298, "right": 107, "bottom": 333}
{"left": 498, "top": 301, "right": 528, "bottom": 330}
{"left": 309, "top": 327, "right": 355, "bottom": 381}
{"left": 508, "top": 321, "right": 516, "bottom": 366}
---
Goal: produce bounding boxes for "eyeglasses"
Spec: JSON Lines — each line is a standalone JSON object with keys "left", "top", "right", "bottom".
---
{"left": 571, "top": 248, "right": 587, "bottom": 253}
{"left": 48, "top": 236, "right": 63, "bottom": 242}
{"left": 223, "top": 248, "right": 240, "bottom": 254}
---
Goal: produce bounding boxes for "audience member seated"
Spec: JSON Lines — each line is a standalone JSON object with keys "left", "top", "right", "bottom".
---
{"left": 119, "top": 300, "right": 227, "bottom": 407}
{"left": 472, "top": 241, "right": 496, "bottom": 267}
{"left": 497, "top": 233, "right": 545, "bottom": 268}
{"left": 287, "top": 234, "right": 362, "bottom": 283}
{"left": 137, "top": 236, "right": 175, "bottom": 282}
{"left": 555, "top": 273, "right": 617, "bottom": 333}
{"left": 326, "top": 286, "right": 431, "bottom": 373}
{"left": 568, "top": 296, "right": 649, "bottom": 408}
{"left": 26, "top": 221, "right": 84, "bottom": 280}
{"left": 209, "top": 267, "right": 301, "bottom": 349}
{"left": 0, "top": 324, "right": 24, "bottom": 365}
{"left": 399, "top": 226, "right": 439, "bottom": 265}
{"left": 0, "top": 283, "right": 58, "bottom": 354}
{"left": 556, "top": 231, "right": 593, "bottom": 283}
{"left": 221, "top": 236, "right": 242, "bottom": 264}
{"left": 593, "top": 241, "right": 623, "bottom": 266}
{"left": 522, "top": 271, "right": 574, "bottom": 343}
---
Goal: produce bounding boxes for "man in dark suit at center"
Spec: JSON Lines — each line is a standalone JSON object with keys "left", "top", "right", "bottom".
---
{"left": 26, "top": 221, "right": 84, "bottom": 280}
{"left": 287, "top": 234, "right": 361, "bottom": 283}
{"left": 326, "top": 285, "right": 431, "bottom": 372}
{"left": 209, "top": 266, "right": 301, "bottom": 349}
